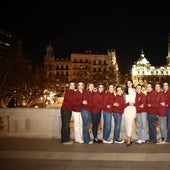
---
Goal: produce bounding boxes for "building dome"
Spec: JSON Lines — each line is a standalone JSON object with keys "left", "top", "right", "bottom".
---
{"left": 136, "top": 50, "right": 150, "bottom": 65}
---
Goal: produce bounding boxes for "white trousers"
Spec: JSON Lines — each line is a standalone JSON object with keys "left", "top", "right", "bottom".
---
{"left": 123, "top": 106, "right": 136, "bottom": 137}
{"left": 72, "top": 111, "right": 83, "bottom": 142}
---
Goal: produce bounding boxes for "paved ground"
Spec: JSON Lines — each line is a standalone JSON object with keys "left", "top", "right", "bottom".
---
{"left": 0, "top": 137, "right": 170, "bottom": 170}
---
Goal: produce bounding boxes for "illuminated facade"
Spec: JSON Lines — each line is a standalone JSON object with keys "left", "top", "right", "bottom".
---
{"left": 131, "top": 33, "right": 170, "bottom": 86}
{"left": 44, "top": 43, "right": 121, "bottom": 88}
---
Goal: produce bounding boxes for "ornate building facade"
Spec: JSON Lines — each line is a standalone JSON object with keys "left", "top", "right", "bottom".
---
{"left": 131, "top": 33, "right": 170, "bottom": 86}
{"left": 44, "top": 43, "right": 121, "bottom": 90}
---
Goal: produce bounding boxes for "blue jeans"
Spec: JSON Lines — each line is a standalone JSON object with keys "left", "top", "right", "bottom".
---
{"left": 103, "top": 111, "right": 113, "bottom": 140}
{"left": 158, "top": 116, "right": 167, "bottom": 140}
{"left": 136, "top": 112, "right": 147, "bottom": 141}
{"left": 167, "top": 108, "right": 170, "bottom": 142}
{"left": 91, "top": 112, "right": 101, "bottom": 139}
{"left": 112, "top": 112, "right": 122, "bottom": 141}
{"left": 81, "top": 109, "right": 92, "bottom": 143}
{"left": 147, "top": 114, "right": 157, "bottom": 142}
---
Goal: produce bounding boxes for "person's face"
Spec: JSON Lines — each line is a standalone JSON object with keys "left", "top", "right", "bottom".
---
{"left": 147, "top": 84, "right": 152, "bottom": 92}
{"left": 98, "top": 85, "right": 104, "bottom": 93}
{"left": 127, "top": 81, "right": 133, "bottom": 88}
{"left": 155, "top": 84, "right": 161, "bottom": 92}
{"left": 69, "top": 82, "right": 75, "bottom": 90}
{"left": 78, "top": 82, "right": 84, "bottom": 90}
{"left": 163, "top": 82, "right": 169, "bottom": 91}
{"left": 88, "top": 84, "right": 94, "bottom": 91}
{"left": 117, "top": 87, "right": 123, "bottom": 95}
{"left": 108, "top": 85, "right": 114, "bottom": 93}
{"left": 136, "top": 85, "right": 142, "bottom": 94}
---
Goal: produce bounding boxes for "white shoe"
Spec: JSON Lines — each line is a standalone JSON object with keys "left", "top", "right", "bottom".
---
{"left": 136, "top": 140, "right": 144, "bottom": 144}
{"left": 62, "top": 140, "right": 74, "bottom": 145}
{"left": 103, "top": 139, "right": 113, "bottom": 144}
{"left": 75, "top": 140, "right": 84, "bottom": 143}
{"left": 88, "top": 141, "right": 93, "bottom": 144}
{"left": 114, "top": 139, "right": 125, "bottom": 144}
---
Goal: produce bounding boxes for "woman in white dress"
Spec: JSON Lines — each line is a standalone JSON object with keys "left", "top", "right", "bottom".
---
{"left": 123, "top": 80, "right": 136, "bottom": 146}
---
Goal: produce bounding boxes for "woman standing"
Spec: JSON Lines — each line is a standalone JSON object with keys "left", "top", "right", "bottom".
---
{"left": 135, "top": 84, "right": 147, "bottom": 144}
{"left": 155, "top": 82, "right": 167, "bottom": 144}
{"left": 81, "top": 83, "right": 94, "bottom": 144}
{"left": 146, "top": 83, "right": 158, "bottom": 144}
{"left": 123, "top": 80, "right": 136, "bottom": 146}
{"left": 91, "top": 83, "right": 105, "bottom": 143}
{"left": 60, "top": 81, "right": 75, "bottom": 144}
{"left": 72, "top": 81, "right": 85, "bottom": 143}
{"left": 112, "top": 85, "right": 126, "bottom": 144}
{"left": 102, "top": 84, "right": 115, "bottom": 144}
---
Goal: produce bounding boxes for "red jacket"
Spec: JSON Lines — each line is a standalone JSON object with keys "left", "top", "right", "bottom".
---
{"left": 103, "top": 92, "right": 115, "bottom": 113}
{"left": 156, "top": 91, "right": 166, "bottom": 117}
{"left": 146, "top": 90, "right": 158, "bottom": 114}
{"left": 91, "top": 91, "right": 105, "bottom": 114}
{"left": 113, "top": 94, "right": 127, "bottom": 114}
{"left": 61, "top": 89, "right": 74, "bottom": 111}
{"left": 164, "top": 89, "right": 170, "bottom": 109}
{"left": 135, "top": 92, "right": 147, "bottom": 113}
{"left": 82, "top": 90, "right": 94, "bottom": 112}
{"left": 71, "top": 90, "right": 84, "bottom": 112}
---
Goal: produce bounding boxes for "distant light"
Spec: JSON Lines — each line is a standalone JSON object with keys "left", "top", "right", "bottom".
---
{"left": 4, "top": 42, "right": 10, "bottom": 46}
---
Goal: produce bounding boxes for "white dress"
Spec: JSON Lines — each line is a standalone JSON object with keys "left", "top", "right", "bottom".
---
{"left": 123, "top": 88, "right": 136, "bottom": 137}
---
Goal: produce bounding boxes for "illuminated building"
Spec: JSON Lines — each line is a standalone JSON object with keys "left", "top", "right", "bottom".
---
{"left": 44, "top": 42, "right": 121, "bottom": 88}
{"left": 131, "top": 33, "right": 170, "bottom": 86}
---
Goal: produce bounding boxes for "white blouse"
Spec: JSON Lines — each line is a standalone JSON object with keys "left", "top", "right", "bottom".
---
{"left": 124, "top": 87, "right": 136, "bottom": 103}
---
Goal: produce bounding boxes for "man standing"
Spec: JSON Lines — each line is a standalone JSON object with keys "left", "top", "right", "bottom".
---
{"left": 60, "top": 81, "right": 75, "bottom": 145}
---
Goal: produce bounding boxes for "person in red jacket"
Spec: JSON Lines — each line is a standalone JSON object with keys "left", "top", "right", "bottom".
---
{"left": 91, "top": 83, "right": 105, "bottom": 143}
{"left": 60, "top": 81, "right": 75, "bottom": 144}
{"left": 163, "top": 81, "right": 170, "bottom": 143}
{"left": 102, "top": 84, "right": 115, "bottom": 144}
{"left": 135, "top": 84, "right": 147, "bottom": 144}
{"left": 112, "top": 85, "right": 126, "bottom": 144}
{"left": 81, "top": 83, "right": 95, "bottom": 144}
{"left": 155, "top": 82, "right": 167, "bottom": 144}
{"left": 146, "top": 83, "right": 158, "bottom": 144}
{"left": 72, "top": 80, "right": 85, "bottom": 143}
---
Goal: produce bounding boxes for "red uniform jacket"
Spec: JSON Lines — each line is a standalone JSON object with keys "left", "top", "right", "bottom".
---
{"left": 61, "top": 89, "right": 74, "bottom": 111}
{"left": 102, "top": 92, "right": 115, "bottom": 113}
{"left": 82, "top": 90, "right": 94, "bottom": 112}
{"left": 71, "top": 90, "right": 84, "bottom": 112}
{"left": 146, "top": 90, "right": 158, "bottom": 114}
{"left": 164, "top": 89, "right": 170, "bottom": 109}
{"left": 113, "top": 94, "right": 127, "bottom": 114}
{"left": 91, "top": 91, "right": 105, "bottom": 114}
{"left": 135, "top": 92, "right": 147, "bottom": 113}
{"left": 156, "top": 91, "right": 166, "bottom": 117}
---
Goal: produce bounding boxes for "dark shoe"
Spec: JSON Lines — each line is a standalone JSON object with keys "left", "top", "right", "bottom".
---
{"left": 93, "top": 138, "right": 102, "bottom": 143}
{"left": 126, "top": 138, "right": 131, "bottom": 147}
{"left": 126, "top": 142, "right": 131, "bottom": 147}
{"left": 146, "top": 140, "right": 156, "bottom": 144}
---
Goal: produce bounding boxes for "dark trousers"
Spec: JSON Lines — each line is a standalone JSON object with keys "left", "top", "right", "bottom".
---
{"left": 91, "top": 112, "right": 101, "bottom": 138}
{"left": 61, "top": 109, "right": 72, "bottom": 143}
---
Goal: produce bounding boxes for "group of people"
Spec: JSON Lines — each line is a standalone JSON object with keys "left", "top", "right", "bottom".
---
{"left": 60, "top": 79, "right": 170, "bottom": 147}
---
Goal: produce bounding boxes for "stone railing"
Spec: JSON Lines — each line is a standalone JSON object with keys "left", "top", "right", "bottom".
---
{"left": 0, "top": 108, "right": 153, "bottom": 140}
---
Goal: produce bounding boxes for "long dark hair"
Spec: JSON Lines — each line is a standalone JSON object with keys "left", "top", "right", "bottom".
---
{"left": 124, "top": 80, "right": 134, "bottom": 95}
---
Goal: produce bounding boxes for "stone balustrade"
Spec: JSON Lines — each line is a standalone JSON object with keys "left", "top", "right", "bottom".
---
{"left": 0, "top": 108, "right": 145, "bottom": 140}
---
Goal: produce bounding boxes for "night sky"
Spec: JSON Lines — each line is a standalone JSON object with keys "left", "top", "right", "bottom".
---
{"left": 1, "top": 1, "right": 170, "bottom": 74}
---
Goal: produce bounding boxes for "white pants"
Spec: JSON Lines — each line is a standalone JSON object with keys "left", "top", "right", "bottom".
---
{"left": 72, "top": 111, "right": 83, "bottom": 142}
{"left": 123, "top": 106, "right": 136, "bottom": 137}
